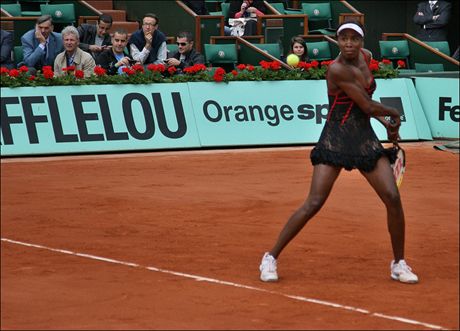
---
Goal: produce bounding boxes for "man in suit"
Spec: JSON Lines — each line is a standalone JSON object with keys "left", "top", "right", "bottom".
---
{"left": 20, "top": 15, "right": 63, "bottom": 74}
{"left": 413, "top": 0, "right": 451, "bottom": 41}
{"left": 77, "top": 14, "right": 113, "bottom": 59}
{"left": 1, "top": 29, "right": 14, "bottom": 69}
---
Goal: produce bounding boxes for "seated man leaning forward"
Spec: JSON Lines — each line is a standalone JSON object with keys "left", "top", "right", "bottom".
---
{"left": 20, "top": 15, "right": 63, "bottom": 74}
{"left": 54, "top": 26, "right": 96, "bottom": 78}
{"left": 128, "top": 13, "right": 167, "bottom": 65}
{"left": 165, "top": 31, "right": 204, "bottom": 73}
{"left": 96, "top": 29, "right": 136, "bottom": 75}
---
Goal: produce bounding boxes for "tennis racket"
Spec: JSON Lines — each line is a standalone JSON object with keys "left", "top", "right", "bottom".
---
{"left": 391, "top": 143, "right": 406, "bottom": 188}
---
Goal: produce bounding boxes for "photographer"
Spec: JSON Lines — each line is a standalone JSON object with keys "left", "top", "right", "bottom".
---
{"left": 227, "top": 0, "right": 266, "bottom": 36}
{"left": 96, "top": 29, "right": 136, "bottom": 75}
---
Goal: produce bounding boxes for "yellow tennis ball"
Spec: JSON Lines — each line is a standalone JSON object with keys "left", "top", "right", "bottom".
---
{"left": 287, "top": 54, "right": 300, "bottom": 67}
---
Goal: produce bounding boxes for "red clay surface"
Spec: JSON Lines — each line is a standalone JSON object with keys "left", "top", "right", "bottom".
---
{"left": 1, "top": 142, "right": 459, "bottom": 330}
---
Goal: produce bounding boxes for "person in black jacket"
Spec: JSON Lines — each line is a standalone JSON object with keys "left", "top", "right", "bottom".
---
{"left": 413, "top": 0, "right": 451, "bottom": 41}
{"left": 77, "top": 14, "right": 113, "bottom": 59}
{"left": 165, "top": 31, "right": 204, "bottom": 73}
{"left": 0, "top": 29, "right": 14, "bottom": 69}
{"left": 95, "top": 29, "right": 134, "bottom": 75}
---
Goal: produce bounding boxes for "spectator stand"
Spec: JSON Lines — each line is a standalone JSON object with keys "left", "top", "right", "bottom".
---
{"left": 210, "top": 35, "right": 291, "bottom": 69}
{"left": 298, "top": 33, "right": 339, "bottom": 61}
{"left": 259, "top": 0, "right": 362, "bottom": 59}
{"left": 381, "top": 32, "right": 459, "bottom": 73}
{"left": 175, "top": 0, "right": 224, "bottom": 54}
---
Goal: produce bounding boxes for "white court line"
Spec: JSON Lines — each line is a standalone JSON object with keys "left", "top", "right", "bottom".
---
{"left": 1, "top": 237, "right": 447, "bottom": 330}
{"left": 0, "top": 146, "right": 311, "bottom": 164}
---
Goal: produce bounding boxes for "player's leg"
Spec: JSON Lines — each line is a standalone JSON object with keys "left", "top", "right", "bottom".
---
{"left": 259, "top": 164, "right": 341, "bottom": 282}
{"left": 359, "top": 156, "right": 404, "bottom": 261}
{"left": 269, "top": 163, "right": 342, "bottom": 259}
{"left": 359, "top": 156, "right": 418, "bottom": 283}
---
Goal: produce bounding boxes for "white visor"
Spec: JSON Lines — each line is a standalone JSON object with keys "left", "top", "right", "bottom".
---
{"left": 337, "top": 23, "right": 364, "bottom": 37}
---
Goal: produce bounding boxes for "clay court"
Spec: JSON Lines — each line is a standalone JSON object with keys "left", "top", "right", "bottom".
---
{"left": 1, "top": 141, "right": 458, "bottom": 330}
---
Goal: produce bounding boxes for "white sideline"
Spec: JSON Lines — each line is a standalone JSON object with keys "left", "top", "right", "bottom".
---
{"left": 1, "top": 237, "right": 447, "bottom": 330}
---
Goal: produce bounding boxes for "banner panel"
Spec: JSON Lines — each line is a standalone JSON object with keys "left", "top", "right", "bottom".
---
{"left": 414, "top": 77, "right": 459, "bottom": 138}
{"left": 1, "top": 78, "right": 431, "bottom": 156}
{"left": 189, "top": 79, "right": 426, "bottom": 147}
{"left": 1, "top": 84, "right": 201, "bottom": 156}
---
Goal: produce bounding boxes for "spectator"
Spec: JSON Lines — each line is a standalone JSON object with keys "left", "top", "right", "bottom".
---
{"left": 227, "top": 0, "right": 266, "bottom": 36}
{"left": 77, "top": 14, "right": 113, "bottom": 59}
{"left": 165, "top": 31, "right": 204, "bottom": 73}
{"left": 287, "top": 36, "right": 309, "bottom": 63}
{"left": 1, "top": 29, "right": 14, "bottom": 69}
{"left": 129, "top": 13, "right": 167, "bottom": 65}
{"left": 413, "top": 0, "right": 451, "bottom": 41}
{"left": 183, "top": 0, "right": 209, "bottom": 15}
{"left": 20, "top": 15, "right": 63, "bottom": 75}
{"left": 54, "top": 26, "right": 95, "bottom": 78}
{"left": 96, "top": 29, "right": 135, "bottom": 75}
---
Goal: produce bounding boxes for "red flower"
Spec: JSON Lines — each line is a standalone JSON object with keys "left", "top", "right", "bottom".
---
{"left": 158, "top": 64, "right": 166, "bottom": 72}
{"left": 0, "top": 67, "right": 9, "bottom": 75}
{"left": 247, "top": 65, "right": 255, "bottom": 71}
{"left": 269, "top": 61, "right": 281, "bottom": 70}
{"left": 236, "top": 64, "right": 246, "bottom": 70}
{"left": 74, "top": 70, "right": 84, "bottom": 79}
{"left": 382, "top": 59, "right": 392, "bottom": 65}
{"left": 8, "top": 69, "right": 19, "bottom": 78}
{"left": 260, "top": 60, "right": 270, "bottom": 69}
{"left": 28, "top": 75, "right": 36, "bottom": 81}
{"left": 147, "top": 63, "right": 165, "bottom": 72}
{"left": 369, "top": 63, "right": 379, "bottom": 72}
{"left": 310, "top": 60, "right": 319, "bottom": 68}
{"left": 42, "top": 66, "right": 53, "bottom": 72}
{"left": 298, "top": 62, "right": 312, "bottom": 70}
{"left": 132, "top": 64, "right": 144, "bottom": 72}
{"left": 43, "top": 70, "right": 54, "bottom": 79}
{"left": 194, "top": 64, "right": 206, "bottom": 72}
{"left": 19, "top": 65, "right": 29, "bottom": 73}
{"left": 168, "top": 66, "right": 177, "bottom": 75}
{"left": 94, "top": 66, "right": 106, "bottom": 76}
{"left": 122, "top": 67, "right": 136, "bottom": 75}
{"left": 231, "top": 70, "right": 238, "bottom": 76}
{"left": 397, "top": 60, "right": 406, "bottom": 68}
{"left": 63, "top": 65, "right": 76, "bottom": 72}
{"left": 213, "top": 67, "right": 226, "bottom": 82}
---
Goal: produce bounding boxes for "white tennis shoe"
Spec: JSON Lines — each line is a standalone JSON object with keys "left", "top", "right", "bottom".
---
{"left": 259, "top": 252, "right": 278, "bottom": 282}
{"left": 391, "top": 259, "right": 419, "bottom": 284}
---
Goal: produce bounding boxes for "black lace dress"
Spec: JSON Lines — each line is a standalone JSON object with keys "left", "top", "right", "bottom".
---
{"left": 310, "top": 78, "right": 396, "bottom": 172}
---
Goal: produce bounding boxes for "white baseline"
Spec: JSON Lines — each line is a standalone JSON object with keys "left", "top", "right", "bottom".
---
{"left": 1, "top": 237, "right": 447, "bottom": 330}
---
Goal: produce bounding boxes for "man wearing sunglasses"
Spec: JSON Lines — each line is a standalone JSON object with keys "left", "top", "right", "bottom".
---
{"left": 128, "top": 13, "right": 167, "bottom": 65}
{"left": 164, "top": 31, "right": 204, "bottom": 73}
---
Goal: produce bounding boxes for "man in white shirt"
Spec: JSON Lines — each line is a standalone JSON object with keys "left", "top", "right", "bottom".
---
{"left": 128, "top": 13, "right": 167, "bottom": 65}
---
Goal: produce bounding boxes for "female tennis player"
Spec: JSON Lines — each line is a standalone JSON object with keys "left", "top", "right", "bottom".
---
{"left": 259, "top": 21, "right": 418, "bottom": 284}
